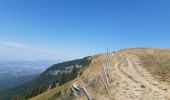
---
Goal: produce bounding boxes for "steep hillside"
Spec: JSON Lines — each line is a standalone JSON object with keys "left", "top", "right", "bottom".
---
{"left": 32, "top": 48, "right": 170, "bottom": 100}
{"left": 0, "top": 57, "right": 91, "bottom": 100}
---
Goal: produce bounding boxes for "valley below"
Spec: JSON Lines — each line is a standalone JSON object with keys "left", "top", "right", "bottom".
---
{"left": 0, "top": 61, "right": 55, "bottom": 92}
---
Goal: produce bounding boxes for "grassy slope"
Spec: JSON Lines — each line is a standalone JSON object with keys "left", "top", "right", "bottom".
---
{"left": 30, "top": 79, "right": 76, "bottom": 100}
{"left": 29, "top": 63, "right": 92, "bottom": 100}
{"left": 29, "top": 57, "right": 93, "bottom": 100}
{"left": 29, "top": 54, "right": 104, "bottom": 100}
{"left": 125, "top": 48, "right": 170, "bottom": 82}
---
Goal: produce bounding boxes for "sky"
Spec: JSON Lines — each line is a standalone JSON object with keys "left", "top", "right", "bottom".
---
{"left": 0, "top": 0, "right": 170, "bottom": 61}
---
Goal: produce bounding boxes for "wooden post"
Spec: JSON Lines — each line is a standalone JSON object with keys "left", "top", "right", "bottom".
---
{"left": 103, "top": 66, "right": 109, "bottom": 87}
{"left": 81, "top": 85, "right": 92, "bottom": 100}
{"left": 107, "top": 60, "right": 111, "bottom": 77}
{"left": 99, "top": 74, "right": 109, "bottom": 93}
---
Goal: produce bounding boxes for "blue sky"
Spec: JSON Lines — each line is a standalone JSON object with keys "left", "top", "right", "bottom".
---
{"left": 0, "top": 0, "right": 170, "bottom": 61}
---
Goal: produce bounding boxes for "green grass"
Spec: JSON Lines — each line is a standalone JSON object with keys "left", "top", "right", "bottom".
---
{"left": 30, "top": 79, "right": 76, "bottom": 100}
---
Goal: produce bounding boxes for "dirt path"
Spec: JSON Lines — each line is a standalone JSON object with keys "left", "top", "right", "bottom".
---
{"left": 109, "top": 53, "right": 170, "bottom": 100}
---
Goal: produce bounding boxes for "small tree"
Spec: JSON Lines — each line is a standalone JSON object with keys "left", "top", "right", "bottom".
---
{"left": 59, "top": 72, "right": 67, "bottom": 85}
{"left": 12, "top": 96, "right": 18, "bottom": 100}
{"left": 51, "top": 81, "right": 56, "bottom": 89}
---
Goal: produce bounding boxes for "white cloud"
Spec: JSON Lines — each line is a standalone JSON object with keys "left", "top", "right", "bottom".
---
{"left": 2, "top": 41, "right": 28, "bottom": 49}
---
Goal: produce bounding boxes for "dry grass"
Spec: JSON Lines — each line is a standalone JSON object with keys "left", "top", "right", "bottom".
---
{"left": 139, "top": 54, "right": 170, "bottom": 81}
{"left": 75, "top": 54, "right": 112, "bottom": 100}
{"left": 124, "top": 48, "right": 170, "bottom": 82}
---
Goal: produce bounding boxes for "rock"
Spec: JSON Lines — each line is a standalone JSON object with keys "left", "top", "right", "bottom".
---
{"left": 141, "top": 84, "right": 145, "bottom": 88}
